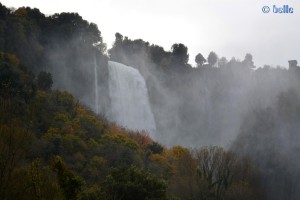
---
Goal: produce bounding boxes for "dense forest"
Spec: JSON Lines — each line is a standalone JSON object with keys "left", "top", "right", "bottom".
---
{"left": 1, "top": 3, "right": 300, "bottom": 200}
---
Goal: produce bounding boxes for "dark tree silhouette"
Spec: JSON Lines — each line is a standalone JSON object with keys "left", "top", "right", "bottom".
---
{"left": 37, "top": 71, "right": 53, "bottom": 91}
{"left": 243, "top": 53, "right": 255, "bottom": 69}
{"left": 171, "top": 43, "right": 189, "bottom": 66}
{"left": 195, "top": 53, "right": 206, "bottom": 67}
{"left": 207, "top": 51, "right": 218, "bottom": 66}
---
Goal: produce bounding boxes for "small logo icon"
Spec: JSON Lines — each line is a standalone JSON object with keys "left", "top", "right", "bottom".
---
{"left": 262, "top": 6, "right": 270, "bottom": 13}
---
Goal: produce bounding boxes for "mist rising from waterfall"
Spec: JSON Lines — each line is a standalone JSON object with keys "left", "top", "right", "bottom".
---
{"left": 107, "top": 61, "right": 156, "bottom": 138}
{"left": 94, "top": 57, "right": 99, "bottom": 114}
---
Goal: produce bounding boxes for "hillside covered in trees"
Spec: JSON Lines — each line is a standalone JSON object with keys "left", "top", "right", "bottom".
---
{"left": 1, "top": 3, "right": 300, "bottom": 200}
{"left": 0, "top": 49, "right": 265, "bottom": 200}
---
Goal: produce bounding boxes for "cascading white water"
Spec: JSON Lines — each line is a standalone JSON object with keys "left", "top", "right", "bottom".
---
{"left": 94, "top": 58, "right": 99, "bottom": 114}
{"left": 108, "top": 61, "right": 156, "bottom": 137}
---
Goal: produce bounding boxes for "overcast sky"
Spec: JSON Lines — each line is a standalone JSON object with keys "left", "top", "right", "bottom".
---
{"left": 2, "top": 0, "right": 300, "bottom": 67}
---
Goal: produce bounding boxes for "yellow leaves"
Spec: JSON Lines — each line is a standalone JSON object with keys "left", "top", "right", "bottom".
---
{"left": 107, "top": 123, "right": 123, "bottom": 135}
{"left": 166, "top": 146, "right": 197, "bottom": 178}
{"left": 53, "top": 112, "right": 71, "bottom": 125}
{"left": 76, "top": 113, "right": 106, "bottom": 137}
{"left": 44, "top": 112, "right": 74, "bottom": 137}
{"left": 62, "top": 124, "right": 74, "bottom": 135}
{"left": 0, "top": 52, "right": 20, "bottom": 66}
{"left": 149, "top": 154, "right": 170, "bottom": 170}
{"left": 15, "top": 7, "right": 27, "bottom": 17}
{"left": 126, "top": 131, "right": 153, "bottom": 148}
{"left": 106, "top": 124, "right": 154, "bottom": 150}
{"left": 47, "top": 112, "right": 74, "bottom": 135}
{"left": 166, "top": 146, "right": 198, "bottom": 200}
{"left": 99, "top": 134, "right": 139, "bottom": 150}
{"left": 44, "top": 127, "right": 61, "bottom": 139}
{"left": 80, "top": 183, "right": 101, "bottom": 199}
{"left": 90, "top": 155, "right": 107, "bottom": 167}
{"left": 62, "top": 134, "right": 88, "bottom": 152}
{"left": 168, "top": 146, "right": 190, "bottom": 160}
{"left": 35, "top": 90, "right": 47, "bottom": 102}
{"left": 150, "top": 154, "right": 168, "bottom": 164}
{"left": 87, "top": 138, "right": 98, "bottom": 149}
{"left": 75, "top": 105, "right": 88, "bottom": 116}
{"left": 147, "top": 153, "right": 173, "bottom": 179}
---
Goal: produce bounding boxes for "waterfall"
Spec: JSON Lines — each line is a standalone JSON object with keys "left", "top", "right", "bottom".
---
{"left": 108, "top": 61, "right": 156, "bottom": 137}
{"left": 94, "top": 58, "right": 99, "bottom": 114}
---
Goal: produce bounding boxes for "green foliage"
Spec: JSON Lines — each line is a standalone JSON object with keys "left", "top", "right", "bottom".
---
{"left": 5, "top": 3, "right": 299, "bottom": 200}
{"left": 0, "top": 4, "right": 110, "bottom": 116}
{"left": 28, "top": 159, "right": 64, "bottom": 200}
{"left": 29, "top": 90, "right": 76, "bottom": 136}
{"left": 0, "top": 52, "right": 36, "bottom": 100}
{"left": 147, "top": 142, "right": 164, "bottom": 154}
{"left": 62, "top": 134, "right": 88, "bottom": 154}
{"left": 0, "top": 49, "right": 268, "bottom": 200}
{"left": 0, "top": 124, "right": 33, "bottom": 199}
{"left": 166, "top": 146, "right": 198, "bottom": 200}
{"left": 79, "top": 184, "right": 102, "bottom": 200}
{"left": 102, "top": 166, "right": 168, "bottom": 200}
{"left": 0, "top": 162, "right": 63, "bottom": 200}
{"left": 97, "top": 134, "right": 143, "bottom": 167}
{"left": 78, "top": 114, "right": 106, "bottom": 137}
{"left": 51, "top": 156, "right": 84, "bottom": 200}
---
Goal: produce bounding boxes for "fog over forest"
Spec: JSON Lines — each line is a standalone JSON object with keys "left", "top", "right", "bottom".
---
{"left": 0, "top": 3, "right": 300, "bottom": 200}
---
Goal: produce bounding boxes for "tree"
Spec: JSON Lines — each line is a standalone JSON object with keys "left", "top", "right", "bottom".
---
{"left": 102, "top": 166, "right": 167, "bottom": 200}
{"left": 37, "top": 71, "right": 53, "bottom": 91}
{"left": 167, "top": 146, "right": 197, "bottom": 199}
{"left": 147, "top": 142, "right": 164, "bottom": 154}
{"left": 207, "top": 51, "right": 218, "bottom": 67}
{"left": 195, "top": 147, "right": 265, "bottom": 200}
{"left": 0, "top": 54, "right": 35, "bottom": 200}
{"left": 242, "top": 53, "right": 254, "bottom": 69}
{"left": 195, "top": 53, "right": 206, "bottom": 67}
{"left": 27, "top": 159, "right": 63, "bottom": 200}
{"left": 0, "top": 53, "right": 36, "bottom": 100}
{"left": 114, "top": 32, "right": 124, "bottom": 45}
{"left": 218, "top": 57, "right": 228, "bottom": 68}
{"left": 50, "top": 156, "right": 84, "bottom": 200}
{"left": 194, "top": 146, "right": 237, "bottom": 199}
{"left": 0, "top": 124, "right": 33, "bottom": 199}
{"left": 171, "top": 43, "right": 189, "bottom": 66}
{"left": 98, "top": 134, "right": 143, "bottom": 167}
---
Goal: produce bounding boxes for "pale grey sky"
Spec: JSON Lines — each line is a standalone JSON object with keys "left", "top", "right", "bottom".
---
{"left": 2, "top": 0, "right": 300, "bottom": 67}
